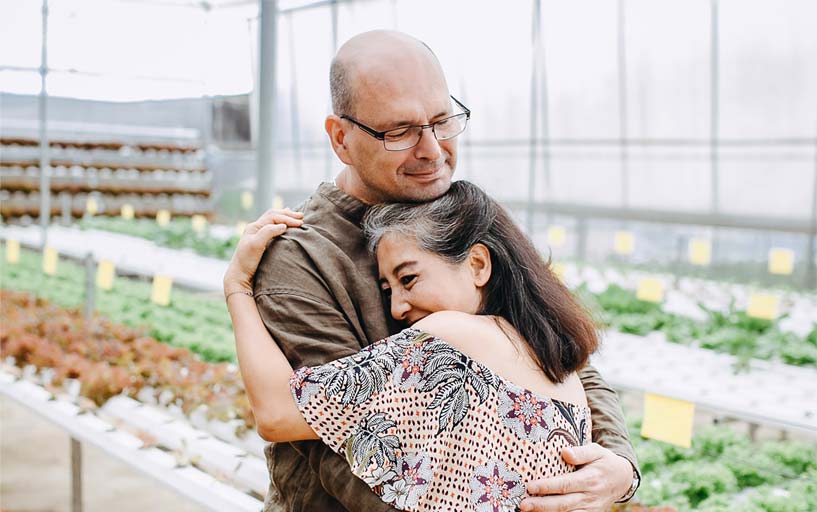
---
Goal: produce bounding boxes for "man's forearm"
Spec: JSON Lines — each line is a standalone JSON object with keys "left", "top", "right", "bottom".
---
{"left": 300, "top": 440, "right": 399, "bottom": 512}
{"left": 578, "top": 364, "right": 640, "bottom": 474}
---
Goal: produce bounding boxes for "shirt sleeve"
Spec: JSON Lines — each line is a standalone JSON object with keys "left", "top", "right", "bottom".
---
{"left": 290, "top": 334, "right": 415, "bottom": 496}
{"left": 253, "top": 234, "right": 399, "bottom": 512}
{"left": 577, "top": 364, "right": 641, "bottom": 482}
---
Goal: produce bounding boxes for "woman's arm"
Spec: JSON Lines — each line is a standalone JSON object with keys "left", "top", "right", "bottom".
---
{"left": 223, "top": 208, "right": 318, "bottom": 442}
{"left": 227, "top": 292, "right": 318, "bottom": 442}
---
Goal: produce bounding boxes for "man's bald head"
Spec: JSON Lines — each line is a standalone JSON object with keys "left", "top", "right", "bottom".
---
{"left": 330, "top": 30, "right": 443, "bottom": 117}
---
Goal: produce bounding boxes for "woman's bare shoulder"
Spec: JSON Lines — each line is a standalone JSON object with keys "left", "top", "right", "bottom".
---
{"left": 412, "top": 311, "right": 493, "bottom": 351}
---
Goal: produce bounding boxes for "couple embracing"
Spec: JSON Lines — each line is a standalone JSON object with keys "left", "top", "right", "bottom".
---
{"left": 223, "top": 30, "right": 640, "bottom": 512}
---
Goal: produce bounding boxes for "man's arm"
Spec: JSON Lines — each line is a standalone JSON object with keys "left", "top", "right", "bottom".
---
{"left": 254, "top": 284, "right": 398, "bottom": 512}
{"left": 579, "top": 364, "right": 639, "bottom": 474}
{"left": 520, "top": 364, "right": 639, "bottom": 512}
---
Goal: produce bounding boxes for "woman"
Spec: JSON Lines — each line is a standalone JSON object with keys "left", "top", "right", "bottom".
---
{"left": 224, "top": 181, "right": 599, "bottom": 512}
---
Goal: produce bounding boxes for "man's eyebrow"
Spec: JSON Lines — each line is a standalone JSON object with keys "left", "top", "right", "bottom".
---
{"left": 389, "top": 110, "right": 450, "bottom": 129}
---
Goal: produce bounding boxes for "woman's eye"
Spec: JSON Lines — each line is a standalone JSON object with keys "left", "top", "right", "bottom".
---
{"left": 400, "top": 275, "right": 416, "bottom": 286}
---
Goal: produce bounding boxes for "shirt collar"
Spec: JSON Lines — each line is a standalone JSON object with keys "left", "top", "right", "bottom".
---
{"left": 316, "top": 182, "right": 370, "bottom": 225}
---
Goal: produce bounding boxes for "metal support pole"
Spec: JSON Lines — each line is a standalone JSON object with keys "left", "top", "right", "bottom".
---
{"left": 617, "top": 0, "right": 629, "bottom": 209}
{"left": 577, "top": 217, "right": 588, "bottom": 263}
{"left": 710, "top": 0, "right": 719, "bottom": 213}
{"left": 709, "top": 0, "right": 720, "bottom": 269}
{"left": 84, "top": 254, "right": 95, "bottom": 321}
{"left": 539, "top": 8, "right": 552, "bottom": 227}
{"left": 71, "top": 437, "right": 83, "bottom": 512}
{"left": 287, "top": 14, "right": 302, "bottom": 179}
{"left": 807, "top": 123, "right": 817, "bottom": 289}
{"left": 61, "top": 192, "right": 71, "bottom": 225}
{"left": 324, "top": 0, "right": 339, "bottom": 181}
{"left": 459, "top": 81, "right": 471, "bottom": 181}
{"left": 256, "top": 0, "right": 279, "bottom": 216}
{"left": 526, "top": 0, "right": 541, "bottom": 235}
{"left": 38, "top": 0, "right": 51, "bottom": 248}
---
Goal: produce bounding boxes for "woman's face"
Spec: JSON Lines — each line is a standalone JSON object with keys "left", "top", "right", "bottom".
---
{"left": 376, "top": 234, "right": 484, "bottom": 325}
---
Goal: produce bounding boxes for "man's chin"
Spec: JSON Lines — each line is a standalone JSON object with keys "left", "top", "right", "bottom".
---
{"left": 400, "top": 170, "right": 453, "bottom": 202}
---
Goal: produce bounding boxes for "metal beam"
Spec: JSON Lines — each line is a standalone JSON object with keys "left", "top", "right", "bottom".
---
{"left": 255, "top": 0, "right": 278, "bottom": 216}
{"left": 807, "top": 117, "right": 817, "bottom": 288}
{"left": 501, "top": 199, "right": 813, "bottom": 235}
{"left": 286, "top": 13, "right": 302, "bottom": 178}
{"left": 38, "top": 0, "right": 50, "bottom": 247}
{"left": 618, "top": 0, "right": 629, "bottom": 209}
{"left": 710, "top": 0, "right": 720, "bottom": 213}
{"left": 526, "top": 0, "right": 541, "bottom": 234}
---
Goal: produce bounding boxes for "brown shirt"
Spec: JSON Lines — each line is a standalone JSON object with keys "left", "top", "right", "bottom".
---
{"left": 253, "top": 183, "right": 638, "bottom": 512}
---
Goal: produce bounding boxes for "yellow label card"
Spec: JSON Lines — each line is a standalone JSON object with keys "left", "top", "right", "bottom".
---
{"left": 156, "top": 209, "right": 171, "bottom": 227}
{"left": 641, "top": 393, "right": 695, "bottom": 448}
{"left": 688, "top": 238, "right": 712, "bottom": 266}
{"left": 747, "top": 293, "right": 779, "bottom": 320}
{"left": 614, "top": 231, "right": 635, "bottom": 255}
{"left": 43, "top": 247, "right": 58, "bottom": 275}
{"left": 241, "top": 191, "right": 254, "bottom": 210}
{"left": 273, "top": 195, "right": 284, "bottom": 210}
{"left": 191, "top": 215, "right": 208, "bottom": 234}
{"left": 151, "top": 275, "right": 173, "bottom": 306}
{"left": 86, "top": 197, "right": 99, "bottom": 215}
{"left": 547, "top": 226, "right": 567, "bottom": 248}
{"left": 768, "top": 248, "right": 794, "bottom": 275}
{"left": 5, "top": 239, "right": 20, "bottom": 264}
{"left": 637, "top": 278, "right": 665, "bottom": 303}
{"left": 96, "top": 260, "right": 115, "bottom": 290}
{"left": 121, "top": 204, "right": 135, "bottom": 220}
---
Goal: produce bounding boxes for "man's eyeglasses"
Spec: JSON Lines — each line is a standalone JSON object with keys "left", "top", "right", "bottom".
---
{"left": 341, "top": 96, "right": 470, "bottom": 151}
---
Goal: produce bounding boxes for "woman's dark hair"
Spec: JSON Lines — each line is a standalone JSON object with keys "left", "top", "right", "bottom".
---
{"left": 363, "top": 180, "right": 599, "bottom": 383}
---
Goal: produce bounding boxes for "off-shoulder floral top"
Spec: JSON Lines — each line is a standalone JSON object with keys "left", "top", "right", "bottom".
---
{"left": 290, "top": 328, "right": 592, "bottom": 512}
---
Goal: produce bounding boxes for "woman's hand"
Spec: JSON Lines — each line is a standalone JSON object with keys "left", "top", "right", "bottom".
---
{"left": 223, "top": 208, "right": 304, "bottom": 297}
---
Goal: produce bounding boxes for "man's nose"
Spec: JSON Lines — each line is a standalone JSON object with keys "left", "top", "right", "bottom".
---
{"left": 413, "top": 126, "right": 442, "bottom": 161}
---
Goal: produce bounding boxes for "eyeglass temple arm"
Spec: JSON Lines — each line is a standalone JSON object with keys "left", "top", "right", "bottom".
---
{"left": 450, "top": 95, "right": 470, "bottom": 116}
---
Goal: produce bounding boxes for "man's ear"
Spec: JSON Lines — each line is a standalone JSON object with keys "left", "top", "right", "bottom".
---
{"left": 468, "top": 243, "right": 492, "bottom": 288}
{"left": 325, "top": 115, "right": 353, "bottom": 165}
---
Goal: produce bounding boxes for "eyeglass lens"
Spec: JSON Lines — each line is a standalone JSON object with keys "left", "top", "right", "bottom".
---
{"left": 383, "top": 113, "right": 468, "bottom": 151}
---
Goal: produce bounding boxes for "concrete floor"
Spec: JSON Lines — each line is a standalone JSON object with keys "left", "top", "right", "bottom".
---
{"left": 0, "top": 396, "right": 206, "bottom": 512}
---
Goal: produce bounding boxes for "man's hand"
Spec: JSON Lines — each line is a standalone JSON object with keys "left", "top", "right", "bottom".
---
{"left": 520, "top": 443, "right": 633, "bottom": 512}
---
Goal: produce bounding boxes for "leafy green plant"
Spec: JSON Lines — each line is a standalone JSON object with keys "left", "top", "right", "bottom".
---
{"left": 587, "top": 283, "right": 816, "bottom": 369}
{"left": 1, "top": 246, "right": 235, "bottom": 362}
{"left": 79, "top": 217, "right": 239, "bottom": 260}
{"left": 633, "top": 422, "right": 817, "bottom": 511}
{"left": 1, "top": 290, "right": 254, "bottom": 429}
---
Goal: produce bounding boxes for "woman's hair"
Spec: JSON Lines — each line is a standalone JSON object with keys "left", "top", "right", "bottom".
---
{"left": 363, "top": 180, "right": 599, "bottom": 383}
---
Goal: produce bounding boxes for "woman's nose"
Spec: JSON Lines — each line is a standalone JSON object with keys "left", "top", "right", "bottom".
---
{"left": 390, "top": 294, "right": 410, "bottom": 322}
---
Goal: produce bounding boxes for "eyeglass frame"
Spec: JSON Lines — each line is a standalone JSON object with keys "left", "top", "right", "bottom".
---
{"left": 340, "top": 95, "right": 471, "bottom": 151}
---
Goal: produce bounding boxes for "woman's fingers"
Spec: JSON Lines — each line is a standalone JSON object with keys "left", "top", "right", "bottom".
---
{"left": 255, "top": 223, "right": 288, "bottom": 245}
{"left": 245, "top": 210, "right": 303, "bottom": 237}
{"left": 253, "top": 209, "right": 304, "bottom": 229}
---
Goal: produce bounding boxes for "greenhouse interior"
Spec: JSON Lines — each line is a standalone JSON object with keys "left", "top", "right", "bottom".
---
{"left": 1, "top": 0, "right": 816, "bottom": 511}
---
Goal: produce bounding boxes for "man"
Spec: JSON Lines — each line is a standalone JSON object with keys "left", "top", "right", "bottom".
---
{"left": 253, "top": 30, "right": 639, "bottom": 512}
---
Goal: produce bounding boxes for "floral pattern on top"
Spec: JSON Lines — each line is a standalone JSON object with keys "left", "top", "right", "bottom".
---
{"left": 498, "top": 382, "right": 558, "bottom": 443}
{"left": 469, "top": 459, "right": 526, "bottom": 512}
{"left": 290, "top": 328, "right": 592, "bottom": 511}
{"left": 381, "top": 453, "right": 435, "bottom": 510}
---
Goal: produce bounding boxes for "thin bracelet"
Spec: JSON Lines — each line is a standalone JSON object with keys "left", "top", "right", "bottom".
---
{"left": 225, "top": 290, "right": 254, "bottom": 302}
